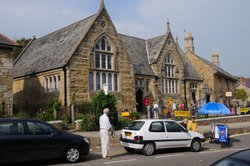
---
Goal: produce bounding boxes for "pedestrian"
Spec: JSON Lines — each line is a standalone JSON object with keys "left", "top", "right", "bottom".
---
{"left": 180, "top": 118, "right": 189, "bottom": 129}
{"left": 181, "top": 101, "right": 185, "bottom": 110}
{"left": 187, "top": 116, "right": 199, "bottom": 132}
{"left": 99, "top": 108, "right": 112, "bottom": 160}
{"left": 152, "top": 103, "right": 159, "bottom": 119}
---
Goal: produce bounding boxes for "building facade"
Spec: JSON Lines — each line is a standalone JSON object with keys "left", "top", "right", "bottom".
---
{"left": 184, "top": 33, "right": 238, "bottom": 107}
{"left": 13, "top": 1, "right": 237, "bottom": 115}
{"left": 0, "top": 33, "right": 20, "bottom": 115}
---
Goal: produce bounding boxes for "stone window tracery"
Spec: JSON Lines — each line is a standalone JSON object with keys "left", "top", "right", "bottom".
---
{"left": 44, "top": 75, "right": 61, "bottom": 93}
{"left": 162, "top": 53, "right": 178, "bottom": 94}
{"left": 89, "top": 35, "right": 119, "bottom": 92}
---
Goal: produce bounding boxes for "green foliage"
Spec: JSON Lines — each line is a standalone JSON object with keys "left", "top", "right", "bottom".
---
{"left": 75, "top": 102, "right": 93, "bottom": 114}
{"left": 80, "top": 113, "right": 97, "bottom": 131}
{"left": 12, "top": 38, "right": 32, "bottom": 60}
{"left": 236, "top": 89, "right": 247, "bottom": 101}
{"left": 131, "top": 111, "right": 139, "bottom": 119}
{"left": 117, "top": 116, "right": 131, "bottom": 129}
{"left": 37, "top": 100, "right": 61, "bottom": 121}
{"left": 92, "top": 90, "right": 117, "bottom": 117}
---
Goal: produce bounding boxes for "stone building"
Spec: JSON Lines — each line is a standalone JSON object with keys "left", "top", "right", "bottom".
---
{"left": 13, "top": 1, "right": 237, "bottom": 115}
{"left": 0, "top": 33, "right": 20, "bottom": 115}
{"left": 13, "top": 2, "right": 135, "bottom": 112}
{"left": 184, "top": 32, "right": 238, "bottom": 107}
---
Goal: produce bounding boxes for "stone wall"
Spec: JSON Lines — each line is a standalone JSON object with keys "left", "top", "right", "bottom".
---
{"left": 13, "top": 69, "right": 63, "bottom": 105}
{"left": 0, "top": 47, "right": 13, "bottom": 115}
{"left": 67, "top": 7, "right": 136, "bottom": 111}
{"left": 196, "top": 114, "right": 250, "bottom": 126}
{"left": 151, "top": 34, "right": 185, "bottom": 108}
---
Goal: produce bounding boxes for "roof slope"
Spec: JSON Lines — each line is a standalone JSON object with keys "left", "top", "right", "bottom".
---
{"left": 119, "top": 34, "right": 156, "bottom": 76}
{"left": 0, "top": 33, "right": 20, "bottom": 47}
{"left": 177, "top": 46, "right": 203, "bottom": 81}
{"left": 13, "top": 14, "right": 96, "bottom": 78}
{"left": 191, "top": 52, "right": 237, "bottom": 81}
{"left": 146, "top": 35, "right": 166, "bottom": 64}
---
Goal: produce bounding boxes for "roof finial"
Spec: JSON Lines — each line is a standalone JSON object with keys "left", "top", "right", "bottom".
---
{"left": 175, "top": 35, "right": 179, "bottom": 45}
{"left": 166, "top": 18, "right": 171, "bottom": 34}
{"left": 100, "top": 0, "right": 105, "bottom": 8}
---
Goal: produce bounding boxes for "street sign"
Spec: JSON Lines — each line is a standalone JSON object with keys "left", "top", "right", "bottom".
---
{"left": 103, "top": 83, "right": 108, "bottom": 95}
{"left": 225, "top": 92, "right": 232, "bottom": 97}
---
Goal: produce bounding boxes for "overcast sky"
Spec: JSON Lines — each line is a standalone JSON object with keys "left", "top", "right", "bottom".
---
{"left": 1, "top": 0, "right": 250, "bottom": 77}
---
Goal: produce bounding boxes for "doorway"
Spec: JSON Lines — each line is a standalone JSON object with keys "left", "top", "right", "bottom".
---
{"left": 136, "top": 89, "right": 144, "bottom": 114}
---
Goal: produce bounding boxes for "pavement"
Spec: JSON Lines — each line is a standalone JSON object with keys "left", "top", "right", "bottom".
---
{"left": 74, "top": 121, "right": 250, "bottom": 154}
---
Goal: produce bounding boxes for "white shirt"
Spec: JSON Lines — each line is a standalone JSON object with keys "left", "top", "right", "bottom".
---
{"left": 99, "top": 113, "right": 112, "bottom": 131}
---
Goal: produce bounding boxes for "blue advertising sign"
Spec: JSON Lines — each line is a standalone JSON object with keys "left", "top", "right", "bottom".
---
{"left": 217, "top": 125, "right": 227, "bottom": 143}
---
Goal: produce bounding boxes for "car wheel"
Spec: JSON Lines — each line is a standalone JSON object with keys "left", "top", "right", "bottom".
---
{"left": 142, "top": 143, "right": 155, "bottom": 156}
{"left": 124, "top": 147, "right": 135, "bottom": 153}
{"left": 65, "top": 146, "right": 81, "bottom": 163}
{"left": 190, "top": 139, "right": 201, "bottom": 152}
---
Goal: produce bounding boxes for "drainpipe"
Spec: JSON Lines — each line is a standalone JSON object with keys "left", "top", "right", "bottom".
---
{"left": 63, "top": 66, "right": 67, "bottom": 107}
{"left": 184, "top": 80, "right": 188, "bottom": 110}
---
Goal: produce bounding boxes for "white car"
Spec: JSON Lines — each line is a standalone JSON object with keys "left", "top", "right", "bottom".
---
{"left": 120, "top": 119, "right": 205, "bottom": 156}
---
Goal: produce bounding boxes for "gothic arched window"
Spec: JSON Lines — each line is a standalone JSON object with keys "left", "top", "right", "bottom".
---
{"left": 89, "top": 35, "right": 119, "bottom": 92}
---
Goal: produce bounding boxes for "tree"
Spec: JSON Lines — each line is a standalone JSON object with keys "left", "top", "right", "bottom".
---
{"left": 12, "top": 38, "right": 32, "bottom": 60}
{"left": 236, "top": 89, "right": 247, "bottom": 101}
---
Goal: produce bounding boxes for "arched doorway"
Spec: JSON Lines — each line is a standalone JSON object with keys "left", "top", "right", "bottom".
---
{"left": 136, "top": 89, "right": 144, "bottom": 114}
{"left": 192, "top": 91, "right": 196, "bottom": 104}
{"left": 206, "top": 94, "right": 210, "bottom": 103}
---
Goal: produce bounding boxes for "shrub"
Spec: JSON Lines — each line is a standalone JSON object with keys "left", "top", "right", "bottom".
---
{"left": 80, "top": 113, "right": 97, "bottom": 131}
{"left": 92, "top": 90, "right": 118, "bottom": 128}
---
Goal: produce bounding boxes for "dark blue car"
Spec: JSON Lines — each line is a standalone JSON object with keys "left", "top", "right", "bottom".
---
{"left": 210, "top": 149, "right": 250, "bottom": 166}
{"left": 0, "top": 118, "right": 90, "bottom": 164}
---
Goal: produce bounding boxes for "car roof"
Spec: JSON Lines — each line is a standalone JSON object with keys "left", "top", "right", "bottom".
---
{"left": 0, "top": 118, "right": 43, "bottom": 122}
{"left": 229, "top": 149, "right": 250, "bottom": 163}
{"left": 133, "top": 119, "right": 176, "bottom": 122}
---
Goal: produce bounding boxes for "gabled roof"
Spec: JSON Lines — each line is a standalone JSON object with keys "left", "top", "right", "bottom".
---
{"left": 13, "top": 14, "right": 96, "bottom": 78}
{"left": 146, "top": 35, "right": 166, "bottom": 64}
{"left": 0, "top": 33, "right": 20, "bottom": 48}
{"left": 177, "top": 46, "right": 203, "bottom": 81}
{"left": 189, "top": 51, "right": 238, "bottom": 81}
{"left": 119, "top": 34, "right": 156, "bottom": 76}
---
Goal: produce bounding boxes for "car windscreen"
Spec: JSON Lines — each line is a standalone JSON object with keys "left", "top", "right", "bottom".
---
{"left": 125, "top": 121, "right": 145, "bottom": 131}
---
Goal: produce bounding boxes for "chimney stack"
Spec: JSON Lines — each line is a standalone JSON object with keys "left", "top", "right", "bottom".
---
{"left": 212, "top": 51, "right": 220, "bottom": 66}
{"left": 184, "top": 32, "right": 194, "bottom": 53}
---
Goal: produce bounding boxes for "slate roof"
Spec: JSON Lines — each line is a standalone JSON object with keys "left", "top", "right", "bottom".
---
{"left": 191, "top": 52, "right": 238, "bottom": 81}
{"left": 177, "top": 46, "right": 203, "bottom": 81}
{"left": 246, "top": 78, "right": 250, "bottom": 88}
{"left": 0, "top": 33, "right": 20, "bottom": 47}
{"left": 119, "top": 34, "right": 156, "bottom": 76}
{"left": 146, "top": 35, "right": 166, "bottom": 64}
{"left": 13, "top": 14, "right": 96, "bottom": 78}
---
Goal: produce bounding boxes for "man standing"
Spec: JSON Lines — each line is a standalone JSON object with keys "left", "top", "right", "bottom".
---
{"left": 99, "top": 108, "right": 112, "bottom": 159}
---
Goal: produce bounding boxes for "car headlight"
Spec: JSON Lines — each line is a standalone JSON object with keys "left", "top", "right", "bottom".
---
{"left": 84, "top": 137, "right": 90, "bottom": 144}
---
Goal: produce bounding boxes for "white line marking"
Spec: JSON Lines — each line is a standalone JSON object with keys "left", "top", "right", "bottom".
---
{"left": 154, "top": 153, "right": 184, "bottom": 159}
{"left": 104, "top": 159, "right": 137, "bottom": 164}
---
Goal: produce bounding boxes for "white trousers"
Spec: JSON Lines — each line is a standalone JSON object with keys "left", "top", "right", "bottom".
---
{"left": 100, "top": 129, "right": 110, "bottom": 158}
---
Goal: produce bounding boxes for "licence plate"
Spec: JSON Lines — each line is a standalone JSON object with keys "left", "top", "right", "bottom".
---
{"left": 125, "top": 132, "right": 132, "bottom": 136}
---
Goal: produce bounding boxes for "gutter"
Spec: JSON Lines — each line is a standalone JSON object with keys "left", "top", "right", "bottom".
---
{"left": 63, "top": 66, "right": 67, "bottom": 107}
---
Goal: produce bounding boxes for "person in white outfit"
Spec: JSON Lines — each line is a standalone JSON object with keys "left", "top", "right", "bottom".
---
{"left": 99, "top": 108, "right": 112, "bottom": 159}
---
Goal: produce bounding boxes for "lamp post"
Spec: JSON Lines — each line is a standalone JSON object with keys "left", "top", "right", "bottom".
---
{"left": 2, "top": 100, "right": 6, "bottom": 118}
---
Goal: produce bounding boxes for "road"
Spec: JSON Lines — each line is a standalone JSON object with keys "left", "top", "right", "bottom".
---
{"left": 7, "top": 133, "right": 250, "bottom": 166}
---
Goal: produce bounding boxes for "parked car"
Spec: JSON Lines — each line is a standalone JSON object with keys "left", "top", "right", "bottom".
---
{"left": 0, "top": 118, "right": 90, "bottom": 164}
{"left": 120, "top": 119, "right": 205, "bottom": 156}
{"left": 210, "top": 149, "right": 250, "bottom": 166}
